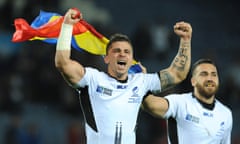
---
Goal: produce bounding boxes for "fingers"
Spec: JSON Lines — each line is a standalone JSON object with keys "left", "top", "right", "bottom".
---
{"left": 138, "top": 62, "right": 147, "bottom": 73}
{"left": 174, "top": 21, "right": 192, "bottom": 33}
{"left": 71, "top": 8, "right": 82, "bottom": 19}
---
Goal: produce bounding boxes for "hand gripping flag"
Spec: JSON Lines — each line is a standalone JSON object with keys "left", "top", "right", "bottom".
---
{"left": 12, "top": 9, "right": 142, "bottom": 73}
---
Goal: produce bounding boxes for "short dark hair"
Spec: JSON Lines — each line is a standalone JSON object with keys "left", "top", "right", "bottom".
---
{"left": 105, "top": 33, "right": 132, "bottom": 54}
{"left": 191, "top": 58, "right": 216, "bottom": 76}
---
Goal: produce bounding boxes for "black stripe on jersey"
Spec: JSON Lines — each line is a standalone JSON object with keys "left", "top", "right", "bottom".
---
{"left": 114, "top": 122, "right": 122, "bottom": 144}
{"left": 77, "top": 87, "right": 98, "bottom": 132}
{"left": 168, "top": 117, "right": 178, "bottom": 144}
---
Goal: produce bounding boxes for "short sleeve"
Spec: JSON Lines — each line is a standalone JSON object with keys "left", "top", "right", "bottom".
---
{"left": 163, "top": 94, "right": 182, "bottom": 119}
{"left": 72, "top": 67, "right": 99, "bottom": 88}
{"left": 143, "top": 73, "right": 161, "bottom": 93}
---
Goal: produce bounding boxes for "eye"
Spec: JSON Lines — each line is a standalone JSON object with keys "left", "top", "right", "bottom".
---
{"left": 199, "top": 72, "right": 208, "bottom": 76}
{"left": 125, "top": 50, "right": 129, "bottom": 53}
{"left": 211, "top": 72, "right": 217, "bottom": 77}
{"left": 112, "top": 48, "right": 121, "bottom": 53}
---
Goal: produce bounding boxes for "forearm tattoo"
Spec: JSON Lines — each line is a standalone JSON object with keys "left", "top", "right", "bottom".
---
{"left": 172, "top": 41, "right": 190, "bottom": 71}
{"left": 160, "top": 41, "right": 190, "bottom": 90}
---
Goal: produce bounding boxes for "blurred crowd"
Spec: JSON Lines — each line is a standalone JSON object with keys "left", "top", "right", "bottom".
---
{"left": 0, "top": 0, "right": 240, "bottom": 143}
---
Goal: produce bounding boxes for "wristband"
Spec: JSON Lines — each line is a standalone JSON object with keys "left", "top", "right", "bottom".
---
{"left": 56, "top": 23, "right": 73, "bottom": 50}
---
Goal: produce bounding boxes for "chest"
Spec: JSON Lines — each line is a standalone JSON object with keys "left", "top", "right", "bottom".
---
{"left": 90, "top": 80, "right": 147, "bottom": 103}
{"left": 177, "top": 104, "right": 228, "bottom": 139}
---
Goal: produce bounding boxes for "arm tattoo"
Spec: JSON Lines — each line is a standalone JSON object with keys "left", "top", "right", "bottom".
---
{"left": 172, "top": 47, "right": 188, "bottom": 71}
{"left": 160, "top": 41, "right": 190, "bottom": 90}
{"left": 160, "top": 70, "right": 174, "bottom": 90}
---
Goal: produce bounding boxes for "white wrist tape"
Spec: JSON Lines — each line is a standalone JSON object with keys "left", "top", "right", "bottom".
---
{"left": 56, "top": 23, "right": 73, "bottom": 50}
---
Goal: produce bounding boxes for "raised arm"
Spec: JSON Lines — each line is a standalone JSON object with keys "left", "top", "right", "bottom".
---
{"left": 55, "top": 8, "right": 85, "bottom": 85}
{"left": 159, "top": 21, "right": 192, "bottom": 91}
{"left": 141, "top": 22, "right": 192, "bottom": 118}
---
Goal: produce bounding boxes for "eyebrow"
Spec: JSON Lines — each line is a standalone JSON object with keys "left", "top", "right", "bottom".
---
{"left": 199, "top": 71, "right": 217, "bottom": 75}
{"left": 111, "top": 47, "right": 131, "bottom": 51}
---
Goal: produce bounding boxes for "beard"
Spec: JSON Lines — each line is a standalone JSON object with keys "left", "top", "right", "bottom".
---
{"left": 195, "top": 81, "right": 219, "bottom": 99}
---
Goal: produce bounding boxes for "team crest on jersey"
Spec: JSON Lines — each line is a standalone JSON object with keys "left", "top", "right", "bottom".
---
{"left": 128, "top": 86, "right": 141, "bottom": 103}
{"left": 216, "top": 121, "right": 225, "bottom": 137}
{"left": 185, "top": 114, "right": 200, "bottom": 123}
{"left": 96, "top": 85, "right": 112, "bottom": 96}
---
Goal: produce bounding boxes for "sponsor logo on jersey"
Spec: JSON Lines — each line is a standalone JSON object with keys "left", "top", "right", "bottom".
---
{"left": 96, "top": 85, "right": 112, "bottom": 96}
{"left": 203, "top": 112, "right": 213, "bottom": 117}
{"left": 117, "top": 85, "right": 127, "bottom": 89}
{"left": 185, "top": 114, "right": 200, "bottom": 123}
{"left": 128, "top": 86, "right": 141, "bottom": 103}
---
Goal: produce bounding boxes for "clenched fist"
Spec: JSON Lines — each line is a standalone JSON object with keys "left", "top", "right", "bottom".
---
{"left": 63, "top": 8, "right": 83, "bottom": 25}
{"left": 174, "top": 21, "right": 192, "bottom": 41}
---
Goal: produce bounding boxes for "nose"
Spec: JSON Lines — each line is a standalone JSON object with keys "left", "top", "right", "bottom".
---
{"left": 206, "top": 76, "right": 213, "bottom": 81}
{"left": 206, "top": 75, "right": 217, "bottom": 83}
{"left": 119, "top": 51, "right": 126, "bottom": 56}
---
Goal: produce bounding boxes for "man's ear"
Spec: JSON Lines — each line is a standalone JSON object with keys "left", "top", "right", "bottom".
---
{"left": 104, "top": 55, "right": 109, "bottom": 64}
{"left": 191, "top": 77, "right": 195, "bottom": 87}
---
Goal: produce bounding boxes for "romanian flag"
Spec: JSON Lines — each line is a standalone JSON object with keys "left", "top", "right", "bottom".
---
{"left": 12, "top": 10, "right": 142, "bottom": 73}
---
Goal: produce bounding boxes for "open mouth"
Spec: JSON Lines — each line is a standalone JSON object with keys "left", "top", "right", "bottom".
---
{"left": 205, "top": 83, "right": 215, "bottom": 87}
{"left": 117, "top": 61, "right": 126, "bottom": 66}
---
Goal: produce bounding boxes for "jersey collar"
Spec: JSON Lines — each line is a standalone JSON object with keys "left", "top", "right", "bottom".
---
{"left": 192, "top": 94, "right": 215, "bottom": 110}
{"left": 108, "top": 74, "right": 128, "bottom": 83}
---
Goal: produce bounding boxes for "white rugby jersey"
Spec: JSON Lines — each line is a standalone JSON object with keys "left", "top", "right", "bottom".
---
{"left": 164, "top": 92, "right": 233, "bottom": 144}
{"left": 75, "top": 67, "right": 161, "bottom": 144}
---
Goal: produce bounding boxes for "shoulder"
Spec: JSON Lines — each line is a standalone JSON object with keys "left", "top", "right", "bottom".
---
{"left": 165, "top": 92, "right": 192, "bottom": 100}
{"left": 85, "top": 67, "right": 107, "bottom": 76}
{"left": 164, "top": 92, "right": 193, "bottom": 106}
{"left": 128, "top": 72, "right": 159, "bottom": 81}
{"left": 215, "top": 100, "right": 232, "bottom": 115}
{"left": 215, "top": 100, "right": 233, "bottom": 128}
{"left": 85, "top": 67, "right": 100, "bottom": 73}
{"left": 75, "top": 67, "right": 108, "bottom": 87}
